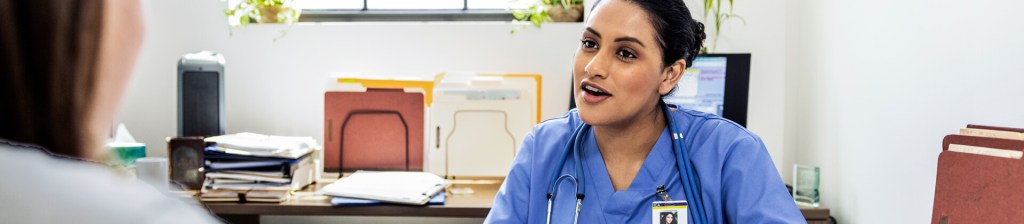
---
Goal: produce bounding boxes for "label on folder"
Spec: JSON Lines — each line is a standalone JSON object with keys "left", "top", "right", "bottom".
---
{"left": 652, "top": 200, "right": 687, "bottom": 224}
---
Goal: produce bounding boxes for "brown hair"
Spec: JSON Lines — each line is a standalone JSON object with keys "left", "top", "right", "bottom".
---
{"left": 0, "top": 1, "right": 105, "bottom": 158}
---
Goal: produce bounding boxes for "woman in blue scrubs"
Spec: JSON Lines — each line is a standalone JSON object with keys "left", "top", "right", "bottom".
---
{"left": 485, "top": 0, "right": 805, "bottom": 223}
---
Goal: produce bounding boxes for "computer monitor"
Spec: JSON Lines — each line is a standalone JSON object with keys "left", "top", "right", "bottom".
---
{"left": 568, "top": 53, "right": 750, "bottom": 127}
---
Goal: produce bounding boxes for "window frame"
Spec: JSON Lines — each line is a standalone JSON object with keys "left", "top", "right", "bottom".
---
{"left": 299, "top": 0, "right": 515, "bottom": 22}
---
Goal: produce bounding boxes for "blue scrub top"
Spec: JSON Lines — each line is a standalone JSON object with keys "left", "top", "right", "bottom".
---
{"left": 485, "top": 106, "right": 805, "bottom": 223}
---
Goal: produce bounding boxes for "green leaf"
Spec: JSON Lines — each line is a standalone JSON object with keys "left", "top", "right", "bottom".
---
{"left": 704, "top": 0, "right": 712, "bottom": 20}
{"left": 531, "top": 9, "right": 544, "bottom": 27}
{"left": 722, "top": 13, "right": 747, "bottom": 25}
{"left": 512, "top": 10, "right": 528, "bottom": 20}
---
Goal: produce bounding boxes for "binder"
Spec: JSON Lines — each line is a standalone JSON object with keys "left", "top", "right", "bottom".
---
{"left": 932, "top": 125, "right": 1024, "bottom": 223}
{"left": 204, "top": 152, "right": 313, "bottom": 178}
{"left": 967, "top": 124, "right": 1024, "bottom": 133}
{"left": 324, "top": 88, "right": 425, "bottom": 172}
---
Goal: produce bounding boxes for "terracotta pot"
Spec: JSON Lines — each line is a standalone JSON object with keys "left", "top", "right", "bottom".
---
{"left": 547, "top": 4, "right": 583, "bottom": 22}
{"left": 258, "top": 5, "right": 287, "bottom": 23}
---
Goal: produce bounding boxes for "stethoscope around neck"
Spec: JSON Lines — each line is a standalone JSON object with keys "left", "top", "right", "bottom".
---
{"left": 544, "top": 100, "right": 708, "bottom": 224}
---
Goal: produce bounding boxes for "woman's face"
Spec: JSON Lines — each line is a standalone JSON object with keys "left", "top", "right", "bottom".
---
{"left": 573, "top": 0, "right": 682, "bottom": 127}
{"left": 665, "top": 213, "right": 675, "bottom": 223}
{"left": 86, "top": 0, "right": 145, "bottom": 159}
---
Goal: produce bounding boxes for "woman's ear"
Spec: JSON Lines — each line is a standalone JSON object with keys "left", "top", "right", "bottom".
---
{"left": 659, "top": 59, "right": 687, "bottom": 95}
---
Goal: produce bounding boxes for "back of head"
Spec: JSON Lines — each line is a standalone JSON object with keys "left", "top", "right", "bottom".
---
{"left": 0, "top": 1, "right": 105, "bottom": 158}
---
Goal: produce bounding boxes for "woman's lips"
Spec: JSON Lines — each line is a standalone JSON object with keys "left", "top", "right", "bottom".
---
{"left": 582, "top": 89, "right": 611, "bottom": 104}
{"left": 579, "top": 81, "right": 612, "bottom": 104}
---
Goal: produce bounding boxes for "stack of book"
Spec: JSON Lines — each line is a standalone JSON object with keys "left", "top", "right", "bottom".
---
{"left": 201, "top": 133, "right": 318, "bottom": 192}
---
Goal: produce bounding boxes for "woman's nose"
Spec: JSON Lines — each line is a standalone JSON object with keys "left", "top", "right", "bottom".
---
{"left": 583, "top": 53, "right": 609, "bottom": 79}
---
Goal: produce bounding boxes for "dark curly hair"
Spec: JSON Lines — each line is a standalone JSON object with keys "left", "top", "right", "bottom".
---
{"left": 594, "top": 0, "right": 707, "bottom": 68}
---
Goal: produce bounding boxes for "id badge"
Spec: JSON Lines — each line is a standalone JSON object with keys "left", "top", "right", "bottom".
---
{"left": 652, "top": 200, "right": 687, "bottom": 224}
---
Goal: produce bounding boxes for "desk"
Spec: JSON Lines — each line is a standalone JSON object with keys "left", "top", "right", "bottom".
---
{"left": 203, "top": 179, "right": 830, "bottom": 224}
{"left": 205, "top": 180, "right": 496, "bottom": 224}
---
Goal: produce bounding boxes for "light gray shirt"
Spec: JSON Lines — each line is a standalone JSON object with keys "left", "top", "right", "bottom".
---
{"left": 0, "top": 140, "right": 220, "bottom": 224}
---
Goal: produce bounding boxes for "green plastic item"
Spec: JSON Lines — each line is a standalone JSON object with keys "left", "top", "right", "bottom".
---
{"left": 109, "top": 142, "right": 146, "bottom": 166}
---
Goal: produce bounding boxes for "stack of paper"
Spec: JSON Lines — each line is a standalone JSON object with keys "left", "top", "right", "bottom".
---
{"left": 319, "top": 171, "right": 450, "bottom": 205}
{"left": 200, "top": 190, "right": 291, "bottom": 203}
{"left": 201, "top": 133, "right": 318, "bottom": 192}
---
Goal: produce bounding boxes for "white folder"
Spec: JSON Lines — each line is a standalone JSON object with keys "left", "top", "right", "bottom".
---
{"left": 427, "top": 74, "right": 538, "bottom": 178}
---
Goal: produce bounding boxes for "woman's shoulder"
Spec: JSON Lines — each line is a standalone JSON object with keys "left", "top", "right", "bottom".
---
{"left": 519, "top": 109, "right": 583, "bottom": 156}
{"left": 0, "top": 141, "right": 218, "bottom": 223}
{"left": 670, "top": 106, "right": 762, "bottom": 145}
{"left": 534, "top": 109, "right": 583, "bottom": 135}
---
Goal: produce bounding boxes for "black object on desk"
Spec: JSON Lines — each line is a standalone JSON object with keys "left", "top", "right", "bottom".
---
{"left": 178, "top": 51, "right": 225, "bottom": 137}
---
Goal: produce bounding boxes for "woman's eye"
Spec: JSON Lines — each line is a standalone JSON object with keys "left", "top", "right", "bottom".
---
{"left": 581, "top": 39, "right": 598, "bottom": 49}
{"left": 617, "top": 49, "right": 637, "bottom": 59}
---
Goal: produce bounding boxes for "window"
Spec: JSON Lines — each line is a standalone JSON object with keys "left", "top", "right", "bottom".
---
{"left": 299, "top": 0, "right": 515, "bottom": 22}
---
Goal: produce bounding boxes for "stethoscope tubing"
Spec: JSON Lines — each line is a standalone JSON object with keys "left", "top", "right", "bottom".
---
{"left": 546, "top": 101, "right": 707, "bottom": 224}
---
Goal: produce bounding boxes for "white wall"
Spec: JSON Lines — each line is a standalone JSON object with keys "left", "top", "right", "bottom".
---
{"left": 786, "top": 0, "right": 1024, "bottom": 222}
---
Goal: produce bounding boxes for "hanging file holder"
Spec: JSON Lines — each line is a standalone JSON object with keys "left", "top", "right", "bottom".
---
{"left": 324, "top": 88, "right": 425, "bottom": 172}
{"left": 427, "top": 74, "right": 540, "bottom": 178}
{"left": 932, "top": 125, "right": 1024, "bottom": 223}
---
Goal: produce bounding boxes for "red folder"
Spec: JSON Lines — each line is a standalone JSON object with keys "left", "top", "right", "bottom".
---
{"left": 967, "top": 124, "right": 1024, "bottom": 133}
{"left": 324, "top": 89, "right": 424, "bottom": 172}
{"left": 942, "top": 134, "right": 1024, "bottom": 151}
{"left": 932, "top": 132, "right": 1024, "bottom": 223}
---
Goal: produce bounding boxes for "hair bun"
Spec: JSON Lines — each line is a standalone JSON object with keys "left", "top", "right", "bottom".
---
{"left": 694, "top": 22, "right": 707, "bottom": 43}
{"left": 685, "top": 21, "right": 707, "bottom": 65}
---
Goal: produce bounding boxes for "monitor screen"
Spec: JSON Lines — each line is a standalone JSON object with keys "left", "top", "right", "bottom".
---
{"left": 664, "top": 56, "right": 729, "bottom": 116}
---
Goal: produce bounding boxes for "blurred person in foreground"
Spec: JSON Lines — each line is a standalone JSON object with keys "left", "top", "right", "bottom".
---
{"left": 0, "top": 1, "right": 219, "bottom": 223}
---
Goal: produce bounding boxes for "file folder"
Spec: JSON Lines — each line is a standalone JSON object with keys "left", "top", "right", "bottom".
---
{"left": 324, "top": 88, "right": 425, "bottom": 172}
{"left": 932, "top": 126, "right": 1024, "bottom": 223}
{"left": 427, "top": 73, "right": 539, "bottom": 178}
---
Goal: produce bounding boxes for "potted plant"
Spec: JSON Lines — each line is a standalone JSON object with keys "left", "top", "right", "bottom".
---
{"left": 224, "top": 0, "right": 301, "bottom": 25}
{"left": 510, "top": 0, "right": 584, "bottom": 33}
{"left": 223, "top": 0, "right": 301, "bottom": 41}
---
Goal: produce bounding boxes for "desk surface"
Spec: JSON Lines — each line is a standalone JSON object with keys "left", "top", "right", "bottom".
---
{"left": 204, "top": 180, "right": 496, "bottom": 217}
{"left": 202, "top": 178, "right": 830, "bottom": 221}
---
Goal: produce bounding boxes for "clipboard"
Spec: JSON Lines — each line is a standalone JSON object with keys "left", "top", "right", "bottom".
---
{"left": 932, "top": 128, "right": 1024, "bottom": 223}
